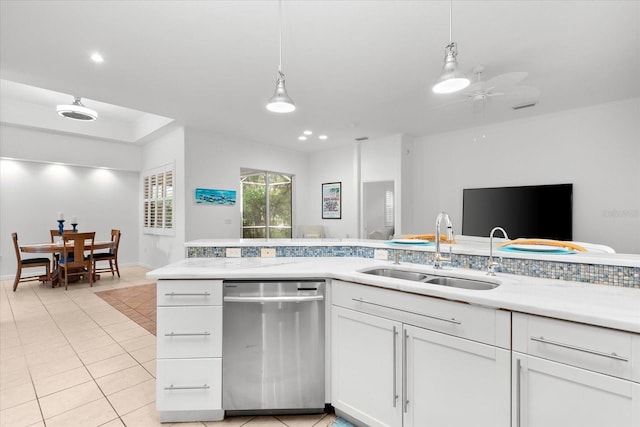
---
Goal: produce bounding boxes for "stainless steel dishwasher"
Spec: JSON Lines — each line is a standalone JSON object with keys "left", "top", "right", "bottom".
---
{"left": 222, "top": 280, "right": 325, "bottom": 415}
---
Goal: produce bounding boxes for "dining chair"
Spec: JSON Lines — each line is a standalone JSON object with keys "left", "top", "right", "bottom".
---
{"left": 92, "top": 229, "right": 121, "bottom": 278}
{"left": 59, "top": 232, "right": 95, "bottom": 290}
{"left": 11, "top": 232, "right": 51, "bottom": 292}
{"left": 49, "top": 229, "right": 73, "bottom": 269}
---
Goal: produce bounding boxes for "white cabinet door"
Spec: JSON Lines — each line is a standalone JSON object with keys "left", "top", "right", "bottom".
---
{"left": 404, "top": 325, "right": 511, "bottom": 427}
{"left": 513, "top": 352, "right": 640, "bottom": 427}
{"left": 157, "top": 306, "right": 222, "bottom": 359}
{"left": 332, "top": 306, "right": 402, "bottom": 427}
{"left": 156, "top": 358, "right": 222, "bottom": 411}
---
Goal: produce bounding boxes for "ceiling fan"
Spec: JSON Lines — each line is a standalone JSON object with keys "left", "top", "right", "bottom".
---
{"left": 435, "top": 65, "right": 540, "bottom": 112}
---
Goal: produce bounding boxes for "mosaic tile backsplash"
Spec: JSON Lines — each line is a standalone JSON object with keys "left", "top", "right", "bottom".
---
{"left": 187, "top": 245, "right": 640, "bottom": 288}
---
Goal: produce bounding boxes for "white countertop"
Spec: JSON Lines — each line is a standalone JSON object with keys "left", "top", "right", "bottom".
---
{"left": 147, "top": 256, "right": 640, "bottom": 334}
{"left": 185, "top": 238, "right": 640, "bottom": 268}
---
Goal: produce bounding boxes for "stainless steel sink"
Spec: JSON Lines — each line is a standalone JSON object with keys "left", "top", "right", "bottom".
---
{"left": 361, "top": 267, "right": 499, "bottom": 290}
{"left": 425, "top": 276, "right": 498, "bottom": 290}
{"left": 362, "top": 268, "right": 430, "bottom": 282}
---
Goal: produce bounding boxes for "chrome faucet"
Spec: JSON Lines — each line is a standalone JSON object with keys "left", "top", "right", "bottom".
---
{"left": 487, "top": 226, "right": 509, "bottom": 276}
{"left": 434, "top": 212, "right": 454, "bottom": 269}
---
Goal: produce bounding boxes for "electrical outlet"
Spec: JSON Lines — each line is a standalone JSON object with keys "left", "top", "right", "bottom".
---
{"left": 261, "top": 248, "right": 276, "bottom": 258}
{"left": 374, "top": 249, "right": 389, "bottom": 260}
{"left": 226, "top": 247, "right": 241, "bottom": 258}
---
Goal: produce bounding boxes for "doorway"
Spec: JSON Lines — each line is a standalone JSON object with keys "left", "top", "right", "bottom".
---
{"left": 363, "top": 180, "right": 394, "bottom": 240}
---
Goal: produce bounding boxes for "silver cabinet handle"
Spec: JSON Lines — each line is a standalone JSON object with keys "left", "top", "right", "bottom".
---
{"left": 224, "top": 295, "right": 323, "bottom": 303}
{"left": 403, "top": 328, "right": 409, "bottom": 413}
{"left": 530, "top": 336, "right": 629, "bottom": 362}
{"left": 164, "top": 292, "right": 211, "bottom": 297}
{"left": 352, "top": 298, "right": 461, "bottom": 325}
{"left": 516, "top": 358, "right": 522, "bottom": 427}
{"left": 164, "top": 384, "right": 210, "bottom": 390}
{"left": 392, "top": 326, "right": 398, "bottom": 408}
{"left": 164, "top": 332, "right": 211, "bottom": 337}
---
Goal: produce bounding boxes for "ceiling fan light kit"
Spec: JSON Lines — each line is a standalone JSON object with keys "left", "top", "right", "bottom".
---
{"left": 266, "top": 0, "right": 295, "bottom": 113}
{"left": 432, "top": 0, "right": 470, "bottom": 94}
{"left": 56, "top": 96, "right": 98, "bottom": 121}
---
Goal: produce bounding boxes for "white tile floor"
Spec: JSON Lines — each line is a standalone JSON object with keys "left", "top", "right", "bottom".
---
{"left": 1, "top": 267, "right": 337, "bottom": 427}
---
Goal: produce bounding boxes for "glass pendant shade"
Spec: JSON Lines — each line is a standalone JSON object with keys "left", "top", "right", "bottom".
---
{"left": 433, "top": 42, "right": 470, "bottom": 94}
{"left": 266, "top": 72, "right": 296, "bottom": 113}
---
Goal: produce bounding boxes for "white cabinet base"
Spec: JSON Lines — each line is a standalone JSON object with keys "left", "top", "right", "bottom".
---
{"left": 160, "top": 409, "right": 224, "bottom": 423}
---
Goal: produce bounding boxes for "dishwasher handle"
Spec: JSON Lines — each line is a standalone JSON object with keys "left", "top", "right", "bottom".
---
{"left": 224, "top": 295, "right": 324, "bottom": 303}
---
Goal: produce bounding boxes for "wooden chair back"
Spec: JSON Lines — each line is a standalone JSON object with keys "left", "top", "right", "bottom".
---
{"left": 60, "top": 232, "right": 95, "bottom": 290}
{"left": 50, "top": 229, "right": 73, "bottom": 242}
{"left": 11, "top": 232, "right": 51, "bottom": 292}
{"left": 93, "top": 229, "right": 122, "bottom": 277}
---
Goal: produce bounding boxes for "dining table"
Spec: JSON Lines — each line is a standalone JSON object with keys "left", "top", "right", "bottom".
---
{"left": 20, "top": 239, "right": 116, "bottom": 288}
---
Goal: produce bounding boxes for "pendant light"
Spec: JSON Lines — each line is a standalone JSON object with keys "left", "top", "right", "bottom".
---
{"left": 432, "top": 0, "right": 470, "bottom": 94}
{"left": 266, "top": 0, "right": 296, "bottom": 113}
{"left": 56, "top": 96, "right": 98, "bottom": 121}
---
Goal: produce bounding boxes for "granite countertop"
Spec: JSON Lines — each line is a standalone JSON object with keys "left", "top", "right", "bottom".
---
{"left": 147, "top": 256, "right": 640, "bottom": 334}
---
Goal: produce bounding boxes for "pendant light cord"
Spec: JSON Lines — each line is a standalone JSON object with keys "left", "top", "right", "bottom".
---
{"left": 449, "top": 0, "right": 453, "bottom": 44}
{"left": 278, "top": 0, "right": 283, "bottom": 74}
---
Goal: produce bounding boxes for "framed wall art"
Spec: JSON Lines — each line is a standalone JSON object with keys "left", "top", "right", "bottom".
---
{"left": 195, "top": 188, "right": 236, "bottom": 205}
{"left": 322, "top": 182, "right": 342, "bottom": 219}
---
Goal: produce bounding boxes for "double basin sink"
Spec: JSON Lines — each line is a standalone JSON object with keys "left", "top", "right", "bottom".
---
{"left": 361, "top": 267, "right": 499, "bottom": 290}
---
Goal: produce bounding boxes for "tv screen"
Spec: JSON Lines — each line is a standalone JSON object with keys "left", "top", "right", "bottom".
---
{"left": 462, "top": 184, "right": 573, "bottom": 240}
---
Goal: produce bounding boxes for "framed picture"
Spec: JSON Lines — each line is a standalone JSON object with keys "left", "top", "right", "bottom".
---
{"left": 195, "top": 188, "right": 236, "bottom": 205}
{"left": 322, "top": 182, "right": 342, "bottom": 219}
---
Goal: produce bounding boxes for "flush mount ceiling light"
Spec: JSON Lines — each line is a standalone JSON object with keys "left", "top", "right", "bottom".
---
{"left": 266, "top": 0, "right": 296, "bottom": 113}
{"left": 432, "top": 0, "right": 470, "bottom": 94}
{"left": 56, "top": 96, "right": 98, "bottom": 121}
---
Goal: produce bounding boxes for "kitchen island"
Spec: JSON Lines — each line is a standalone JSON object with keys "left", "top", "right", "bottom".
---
{"left": 147, "top": 241, "right": 640, "bottom": 426}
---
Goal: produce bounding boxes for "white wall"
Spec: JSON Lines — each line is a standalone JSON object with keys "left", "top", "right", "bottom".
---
{"left": 139, "top": 127, "right": 186, "bottom": 269}
{"left": 184, "top": 129, "right": 311, "bottom": 240}
{"left": 0, "top": 125, "right": 141, "bottom": 279}
{"left": 361, "top": 134, "right": 403, "bottom": 237}
{"left": 405, "top": 98, "right": 640, "bottom": 254}
{"left": 0, "top": 123, "right": 142, "bottom": 171}
{"left": 305, "top": 144, "right": 358, "bottom": 238}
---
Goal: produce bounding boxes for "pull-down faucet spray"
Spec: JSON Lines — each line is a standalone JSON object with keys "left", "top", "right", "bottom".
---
{"left": 487, "top": 226, "right": 509, "bottom": 276}
{"left": 434, "top": 212, "right": 454, "bottom": 269}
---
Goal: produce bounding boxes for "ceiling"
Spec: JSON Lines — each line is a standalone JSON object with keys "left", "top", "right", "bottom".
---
{"left": 1, "top": 0, "right": 639, "bottom": 152}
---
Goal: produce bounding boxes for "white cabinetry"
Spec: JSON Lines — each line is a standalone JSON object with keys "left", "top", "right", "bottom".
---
{"left": 512, "top": 313, "right": 640, "bottom": 427}
{"left": 331, "top": 280, "right": 511, "bottom": 427}
{"left": 156, "top": 280, "right": 224, "bottom": 423}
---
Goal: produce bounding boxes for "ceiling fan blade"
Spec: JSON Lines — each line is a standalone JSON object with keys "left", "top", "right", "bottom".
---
{"left": 464, "top": 81, "right": 491, "bottom": 94}
{"left": 483, "top": 72, "right": 528, "bottom": 90}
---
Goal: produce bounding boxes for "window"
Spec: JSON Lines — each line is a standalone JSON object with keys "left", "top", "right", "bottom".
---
{"left": 143, "top": 164, "right": 174, "bottom": 235}
{"left": 385, "top": 189, "right": 394, "bottom": 227}
{"left": 241, "top": 169, "right": 292, "bottom": 238}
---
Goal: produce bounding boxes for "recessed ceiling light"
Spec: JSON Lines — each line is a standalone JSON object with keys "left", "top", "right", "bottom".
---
{"left": 90, "top": 53, "right": 104, "bottom": 63}
{"left": 318, "top": 135, "right": 328, "bottom": 140}
{"left": 303, "top": 130, "right": 312, "bottom": 135}
{"left": 298, "top": 136, "right": 307, "bottom": 141}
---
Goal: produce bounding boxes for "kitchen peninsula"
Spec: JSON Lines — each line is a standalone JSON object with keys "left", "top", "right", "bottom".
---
{"left": 147, "top": 239, "right": 640, "bottom": 426}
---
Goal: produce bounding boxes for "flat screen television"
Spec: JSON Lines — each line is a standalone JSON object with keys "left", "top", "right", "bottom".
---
{"left": 462, "top": 183, "right": 573, "bottom": 240}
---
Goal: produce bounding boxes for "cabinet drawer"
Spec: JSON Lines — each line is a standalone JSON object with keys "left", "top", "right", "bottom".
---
{"left": 156, "top": 358, "right": 222, "bottom": 411}
{"left": 157, "top": 306, "right": 222, "bottom": 358}
{"left": 332, "top": 280, "right": 509, "bottom": 348}
{"left": 157, "top": 280, "right": 222, "bottom": 306}
{"left": 513, "top": 313, "right": 638, "bottom": 381}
